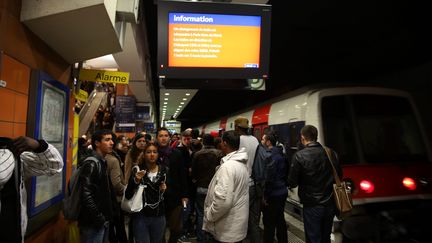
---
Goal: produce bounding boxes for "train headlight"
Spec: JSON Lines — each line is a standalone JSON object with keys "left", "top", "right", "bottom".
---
{"left": 402, "top": 177, "right": 417, "bottom": 190}
{"left": 359, "top": 180, "right": 375, "bottom": 193}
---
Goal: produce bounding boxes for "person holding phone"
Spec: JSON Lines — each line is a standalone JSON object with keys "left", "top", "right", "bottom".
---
{"left": 124, "top": 142, "right": 167, "bottom": 243}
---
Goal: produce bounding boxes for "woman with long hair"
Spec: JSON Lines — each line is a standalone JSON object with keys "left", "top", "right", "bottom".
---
{"left": 124, "top": 133, "right": 147, "bottom": 184}
{"left": 124, "top": 143, "right": 167, "bottom": 243}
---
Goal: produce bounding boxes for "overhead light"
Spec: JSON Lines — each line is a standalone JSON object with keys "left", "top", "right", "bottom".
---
{"left": 179, "top": 106, "right": 182, "bottom": 108}
{"left": 185, "top": 93, "right": 190, "bottom": 96}
{"left": 182, "top": 98, "right": 187, "bottom": 101}
{"left": 180, "top": 102, "right": 185, "bottom": 105}
{"left": 164, "top": 102, "right": 168, "bottom": 105}
{"left": 164, "top": 98, "right": 168, "bottom": 100}
{"left": 165, "top": 93, "right": 170, "bottom": 95}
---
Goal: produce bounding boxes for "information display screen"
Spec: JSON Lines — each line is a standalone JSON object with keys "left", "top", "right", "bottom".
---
{"left": 158, "top": 1, "right": 271, "bottom": 80}
{"left": 168, "top": 13, "right": 261, "bottom": 68}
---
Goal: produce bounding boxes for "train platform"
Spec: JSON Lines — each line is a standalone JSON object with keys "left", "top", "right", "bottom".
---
{"left": 180, "top": 211, "right": 307, "bottom": 243}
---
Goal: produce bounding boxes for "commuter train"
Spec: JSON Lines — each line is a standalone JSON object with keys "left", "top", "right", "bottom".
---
{"left": 197, "top": 85, "right": 432, "bottom": 242}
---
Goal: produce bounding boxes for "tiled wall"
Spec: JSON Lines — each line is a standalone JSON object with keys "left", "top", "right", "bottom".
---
{"left": 0, "top": 53, "right": 30, "bottom": 137}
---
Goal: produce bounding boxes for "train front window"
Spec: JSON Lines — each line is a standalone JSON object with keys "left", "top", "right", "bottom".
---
{"left": 322, "top": 96, "right": 359, "bottom": 164}
{"left": 352, "top": 95, "right": 427, "bottom": 163}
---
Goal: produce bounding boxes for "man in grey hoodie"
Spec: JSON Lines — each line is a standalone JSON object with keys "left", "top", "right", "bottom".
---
{"left": 203, "top": 131, "right": 250, "bottom": 243}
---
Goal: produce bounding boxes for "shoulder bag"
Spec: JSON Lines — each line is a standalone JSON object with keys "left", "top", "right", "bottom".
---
{"left": 121, "top": 166, "right": 144, "bottom": 213}
{"left": 323, "top": 146, "right": 353, "bottom": 219}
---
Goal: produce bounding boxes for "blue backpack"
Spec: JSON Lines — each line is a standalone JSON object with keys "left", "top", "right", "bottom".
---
{"left": 63, "top": 156, "right": 99, "bottom": 221}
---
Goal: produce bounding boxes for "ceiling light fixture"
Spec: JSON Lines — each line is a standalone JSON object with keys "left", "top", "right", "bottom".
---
{"left": 165, "top": 93, "right": 170, "bottom": 95}
{"left": 185, "top": 93, "right": 190, "bottom": 96}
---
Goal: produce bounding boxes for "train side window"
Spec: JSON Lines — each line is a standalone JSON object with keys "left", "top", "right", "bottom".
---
{"left": 322, "top": 96, "right": 358, "bottom": 164}
{"left": 269, "top": 121, "right": 305, "bottom": 161}
{"left": 253, "top": 127, "right": 262, "bottom": 140}
{"left": 351, "top": 95, "right": 427, "bottom": 163}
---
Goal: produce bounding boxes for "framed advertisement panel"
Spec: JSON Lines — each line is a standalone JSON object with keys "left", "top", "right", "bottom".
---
{"left": 27, "top": 71, "right": 68, "bottom": 217}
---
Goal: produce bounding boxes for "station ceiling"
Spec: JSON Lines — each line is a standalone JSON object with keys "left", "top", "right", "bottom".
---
{"left": 142, "top": 0, "right": 432, "bottom": 129}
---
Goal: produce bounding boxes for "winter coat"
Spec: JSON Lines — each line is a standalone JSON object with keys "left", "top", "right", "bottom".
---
{"left": 203, "top": 148, "right": 250, "bottom": 242}
{"left": 106, "top": 152, "right": 126, "bottom": 202}
{"left": 287, "top": 142, "right": 342, "bottom": 207}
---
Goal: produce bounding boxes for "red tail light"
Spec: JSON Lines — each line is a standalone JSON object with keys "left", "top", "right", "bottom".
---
{"left": 402, "top": 177, "right": 417, "bottom": 190}
{"left": 359, "top": 180, "right": 375, "bottom": 193}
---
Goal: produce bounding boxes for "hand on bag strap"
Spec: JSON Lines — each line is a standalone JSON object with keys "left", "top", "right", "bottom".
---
{"left": 133, "top": 165, "right": 146, "bottom": 184}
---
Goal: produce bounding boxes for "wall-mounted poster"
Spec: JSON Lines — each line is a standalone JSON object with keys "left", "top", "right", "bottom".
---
{"left": 27, "top": 71, "right": 68, "bottom": 217}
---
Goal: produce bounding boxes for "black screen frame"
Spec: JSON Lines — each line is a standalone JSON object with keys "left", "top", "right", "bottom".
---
{"left": 157, "top": 0, "right": 271, "bottom": 80}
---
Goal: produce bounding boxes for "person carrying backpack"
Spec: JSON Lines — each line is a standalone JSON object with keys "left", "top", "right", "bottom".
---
{"left": 77, "top": 130, "right": 117, "bottom": 243}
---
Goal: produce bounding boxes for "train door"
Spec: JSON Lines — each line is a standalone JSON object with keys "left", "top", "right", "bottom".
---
{"left": 252, "top": 123, "right": 269, "bottom": 140}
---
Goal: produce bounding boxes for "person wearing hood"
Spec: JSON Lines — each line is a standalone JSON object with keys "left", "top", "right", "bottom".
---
{"left": 261, "top": 131, "right": 288, "bottom": 243}
{"left": 203, "top": 131, "right": 250, "bottom": 243}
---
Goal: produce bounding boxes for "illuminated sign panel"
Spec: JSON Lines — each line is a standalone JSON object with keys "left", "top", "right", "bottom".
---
{"left": 168, "top": 13, "right": 261, "bottom": 68}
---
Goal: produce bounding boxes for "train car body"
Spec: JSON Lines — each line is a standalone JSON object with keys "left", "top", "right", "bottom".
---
{"left": 197, "top": 85, "right": 432, "bottom": 242}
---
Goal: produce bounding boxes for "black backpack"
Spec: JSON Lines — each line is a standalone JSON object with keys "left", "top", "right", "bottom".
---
{"left": 63, "top": 156, "right": 99, "bottom": 221}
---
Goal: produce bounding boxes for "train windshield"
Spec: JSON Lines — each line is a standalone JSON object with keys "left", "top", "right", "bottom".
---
{"left": 322, "top": 94, "right": 428, "bottom": 164}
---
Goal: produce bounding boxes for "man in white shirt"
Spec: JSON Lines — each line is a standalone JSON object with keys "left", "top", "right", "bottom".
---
{"left": 234, "top": 117, "right": 260, "bottom": 243}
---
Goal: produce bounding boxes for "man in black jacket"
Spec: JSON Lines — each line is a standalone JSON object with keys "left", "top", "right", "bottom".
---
{"left": 78, "top": 129, "right": 116, "bottom": 243}
{"left": 191, "top": 134, "right": 223, "bottom": 243}
{"left": 287, "top": 125, "right": 342, "bottom": 243}
{"left": 157, "top": 127, "right": 188, "bottom": 243}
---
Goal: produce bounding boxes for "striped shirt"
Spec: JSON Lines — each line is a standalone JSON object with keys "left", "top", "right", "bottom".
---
{"left": 0, "top": 143, "right": 63, "bottom": 241}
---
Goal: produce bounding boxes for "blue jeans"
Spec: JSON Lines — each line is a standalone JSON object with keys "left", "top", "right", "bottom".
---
{"left": 195, "top": 193, "right": 206, "bottom": 243}
{"left": 80, "top": 224, "right": 109, "bottom": 243}
{"left": 303, "top": 204, "right": 336, "bottom": 243}
{"left": 133, "top": 214, "right": 166, "bottom": 243}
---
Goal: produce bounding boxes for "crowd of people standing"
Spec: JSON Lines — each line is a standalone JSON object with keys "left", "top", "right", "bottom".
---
{"left": 74, "top": 117, "right": 341, "bottom": 243}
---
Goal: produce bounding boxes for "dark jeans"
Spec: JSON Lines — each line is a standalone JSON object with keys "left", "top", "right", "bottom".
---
{"left": 303, "top": 204, "right": 336, "bottom": 243}
{"left": 165, "top": 205, "right": 183, "bottom": 243}
{"left": 182, "top": 198, "right": 194, "bottom": 236}
{"left": 133, "top": 214, "right": 166, "bottom": 243}
{"left": 248, "top": 185, "right": 262, "bottom": 243}
{"left": 109, "top": 203, "right": 128, "bottom": 243}
{"left": 195, "top": 193, "right": 206, "bottom": 243}
{"left": 80, "top": 223, "right": 109, "bottom": 243}
{"left": 262, "top": 194, "right": 288, "bottom": 243}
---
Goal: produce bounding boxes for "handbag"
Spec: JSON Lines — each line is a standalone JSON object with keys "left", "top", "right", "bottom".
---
{"left": 121, "top": 184, "right": 145, "bottom": 213}
{"left": 324, "top": 146, "right": 353, "bottom": 219}
{"left": 121, "top": 165, "right": 145, "bottom": 213}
